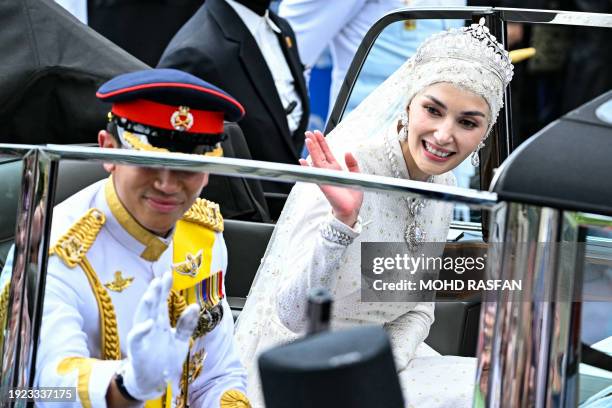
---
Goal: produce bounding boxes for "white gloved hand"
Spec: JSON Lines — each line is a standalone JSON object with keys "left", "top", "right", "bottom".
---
{"left": 121, "top": 271, "right": 199, "bottom": 401}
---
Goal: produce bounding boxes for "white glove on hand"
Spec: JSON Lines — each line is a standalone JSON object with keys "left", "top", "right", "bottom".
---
{"left": 122, "top": 271, "right": 199, "bottom": 401}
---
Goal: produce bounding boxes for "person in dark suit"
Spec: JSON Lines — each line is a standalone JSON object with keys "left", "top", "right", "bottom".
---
{"left": 158, "top": 0, "right": 310, "bottom": 207}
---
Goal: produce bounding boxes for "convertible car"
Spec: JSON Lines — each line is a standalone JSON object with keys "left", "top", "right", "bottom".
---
{"left": 0, "top": 5, "right": 611, "bottom": 407}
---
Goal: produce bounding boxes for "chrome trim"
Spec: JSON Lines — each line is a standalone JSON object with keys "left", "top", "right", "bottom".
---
{"left": 498, "top": 7, "right": 612, "bottom": 27}
{"left": 548, "top": 213, "right": 581, "bottom": 407}
{"left": 0, "top": 151, "right": 37, "bottom": 400}
{"left": 0, "top": 144, "right": 41, "bottom": 156}
{"left": 449, "top": 220, "right": 482, "bottom": 232}
{"left": 27, "top": 153, "right": 58, "bottom": 390}
{"left": 0, "top": 144, "right": 499, "bottom": 208}
{"left": 532, "top": 207, "right": 560, "bottom": 407}
{"left": 475, "top": 204, "right": 582, "bottom": 407}
{"left": 0, "top": 149, "right": 55, "bottom": 403}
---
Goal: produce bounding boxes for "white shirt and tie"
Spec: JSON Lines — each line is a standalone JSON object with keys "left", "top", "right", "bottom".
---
{"left": 225, "top": 0, "right": 304, "bottom": 134}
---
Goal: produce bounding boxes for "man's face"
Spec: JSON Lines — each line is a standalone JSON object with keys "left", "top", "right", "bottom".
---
{"left": 98, "top": 130, "right": 209, "bottom": 235}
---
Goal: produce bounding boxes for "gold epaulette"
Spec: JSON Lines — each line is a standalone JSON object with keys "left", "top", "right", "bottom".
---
{"left": 182, "top": 198, "right": 224, "bottom": 232}
{"left": 50, "top": 209, "right": 106, "bottom": 268}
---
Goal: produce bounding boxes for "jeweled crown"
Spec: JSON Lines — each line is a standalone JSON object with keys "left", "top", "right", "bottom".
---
{"left": 414, "top": 17, "right": 514, "bottom": 86}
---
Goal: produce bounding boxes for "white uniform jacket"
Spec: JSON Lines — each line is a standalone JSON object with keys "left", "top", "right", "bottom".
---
{"left": 2, "top": 178, "right": 249, "bottom": 407}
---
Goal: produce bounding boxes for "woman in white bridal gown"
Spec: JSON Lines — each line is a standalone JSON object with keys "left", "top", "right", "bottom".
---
{"left": 235, "top": 18, "right": 514, "bottom": 408}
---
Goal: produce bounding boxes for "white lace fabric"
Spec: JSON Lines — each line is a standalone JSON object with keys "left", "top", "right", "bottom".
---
{"left": 275, "top": 125, "right": 455, "bottom": 334}
{"left": 235, "top": 124, "right": 455, "bottom": 407}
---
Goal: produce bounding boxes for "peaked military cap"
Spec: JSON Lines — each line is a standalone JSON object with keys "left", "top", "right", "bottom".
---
{"left": 97, "top": 68, "right": 245, "bottom": 155}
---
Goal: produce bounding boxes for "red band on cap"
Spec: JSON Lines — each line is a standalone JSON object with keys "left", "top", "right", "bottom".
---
{"left": 112, "top": 99, "right": 224, "bottom": 133}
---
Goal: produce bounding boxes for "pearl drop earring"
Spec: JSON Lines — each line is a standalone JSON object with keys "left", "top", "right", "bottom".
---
{"left": 471, "top": 141, "right": 485, "bottom": 166}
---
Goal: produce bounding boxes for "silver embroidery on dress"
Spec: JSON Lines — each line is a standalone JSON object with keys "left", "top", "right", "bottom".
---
{"left": 383, "top": 130, "right": 433, "bottom": 250}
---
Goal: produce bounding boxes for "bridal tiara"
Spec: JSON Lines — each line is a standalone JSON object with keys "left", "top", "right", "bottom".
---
{"left": 405, "top": 18, "right": 515, "bottom": 130}
{"left": 415, "top": 17, "right": 514, "bottom": 86}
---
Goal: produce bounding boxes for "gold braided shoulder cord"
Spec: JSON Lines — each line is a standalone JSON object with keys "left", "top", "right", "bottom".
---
{"left": 51, "top": 209, "right": 105, "bottom": 268}
{"left": 182, "top": 198, "right": 224, "bottom": 232}
{"left": 48, "top": 208, "right": 120, "bottom": 360}
{"left": 80, "top": 258, "right": 121, "bottom": 360}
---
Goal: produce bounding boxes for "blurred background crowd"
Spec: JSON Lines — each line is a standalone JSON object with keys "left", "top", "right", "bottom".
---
{"left": 1, "top": 0, "right": 611, "bottom": 217}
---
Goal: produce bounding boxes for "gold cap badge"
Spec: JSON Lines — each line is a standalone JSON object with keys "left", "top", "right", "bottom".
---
{"left": 171, "top": 106, "right": 194, "bottom": 131}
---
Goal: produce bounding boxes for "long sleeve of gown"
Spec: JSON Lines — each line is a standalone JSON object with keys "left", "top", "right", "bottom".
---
{"left": 384, "top": 302, "right": 435, "bottom": 371}
{"left": 276, "top": 183, "right": 360, "bottom": 333}
{"left": 275, "top": 182, "right": 437, "bottom": 367}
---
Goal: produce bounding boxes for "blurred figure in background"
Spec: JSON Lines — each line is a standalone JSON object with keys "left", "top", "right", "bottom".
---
{"left": 279, "top": 0, "right": 466, "bottom": 111}
{"left": 561, "top": 0, "right": 612, "bottom": 112}
{"left": 0, "top": 0, "right": 148, "bottom": 145}
{"left": 159, "top": 0, "right": 310, "bottom": 215}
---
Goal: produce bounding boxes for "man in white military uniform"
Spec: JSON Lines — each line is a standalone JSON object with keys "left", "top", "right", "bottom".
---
{"left": 3, "top": 68, "right": 251, "bottom": 407}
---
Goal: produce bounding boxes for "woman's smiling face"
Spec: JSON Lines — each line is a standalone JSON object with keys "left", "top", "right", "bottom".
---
{"left": 403, "top": 82, "right": 490, "bottom": 181}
